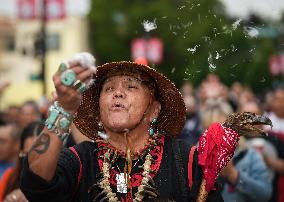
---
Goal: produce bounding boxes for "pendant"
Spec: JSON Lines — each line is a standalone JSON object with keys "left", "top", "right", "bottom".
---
{"left": 116, "top": 173, "right": 128, "bottom": 194}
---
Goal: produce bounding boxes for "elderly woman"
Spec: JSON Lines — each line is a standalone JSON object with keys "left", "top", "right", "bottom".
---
{"left": 19, "top": 54, "right": 270, "bottom": 202}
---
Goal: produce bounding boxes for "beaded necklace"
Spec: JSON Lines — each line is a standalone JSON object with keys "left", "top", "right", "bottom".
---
{"left": 100, "top": 150, "right": 153, "bottom": 202}
{"left": 95, "top": 135, "right": 164, "bottom": 201}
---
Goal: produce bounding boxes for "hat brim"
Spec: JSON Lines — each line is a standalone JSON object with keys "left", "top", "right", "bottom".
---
{"left": 73, "top": 61, "right": 186, "bottom": 140}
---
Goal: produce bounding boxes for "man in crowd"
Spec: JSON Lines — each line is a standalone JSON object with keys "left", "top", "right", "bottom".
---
{"left": 4, "top": 106, "right": 21, "bottom": 125}
{"left": 19, "top": 101, "right": 42, "bottom": 128}
{"left": 263, "top": 88, "right": 284, "bottom": 202}
{"left": 178, "top": 81, "right": 202, "bottom": 145}
{"left": 0, "top": 123, "right": 20, "bottom": 178}
{"left": 265, "top": 88, "right": 284, "bottom": 135}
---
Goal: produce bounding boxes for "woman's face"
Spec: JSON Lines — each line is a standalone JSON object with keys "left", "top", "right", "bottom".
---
{"left": 99, "top": 75, "right": 157, "bottom": 133}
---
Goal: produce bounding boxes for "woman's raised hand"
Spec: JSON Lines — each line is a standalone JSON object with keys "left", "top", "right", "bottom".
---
{"left": 52, "top": 53, "right": 96, "bottom": 114}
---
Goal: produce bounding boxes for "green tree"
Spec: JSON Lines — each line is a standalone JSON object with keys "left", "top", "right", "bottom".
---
{"left": 88, "top": 0, "right": 279, "bottom": 92}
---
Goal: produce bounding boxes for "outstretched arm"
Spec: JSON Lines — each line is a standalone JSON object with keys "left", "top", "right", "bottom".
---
{"left": 27, "top": 59, "right": 95, "bottom": 181}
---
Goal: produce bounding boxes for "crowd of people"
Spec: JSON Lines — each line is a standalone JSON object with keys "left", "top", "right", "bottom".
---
{"left": 0, "top": 61, "right": 283, "bottom": 201}
{"left": 178, "top": 74, "right": 284, "bottom": 202}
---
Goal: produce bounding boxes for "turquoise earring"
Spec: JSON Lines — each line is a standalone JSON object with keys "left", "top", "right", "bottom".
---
{"left": 149, "top": 118, "right": 157, "bottom": 137}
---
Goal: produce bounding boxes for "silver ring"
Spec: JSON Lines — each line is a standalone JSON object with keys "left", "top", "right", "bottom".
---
{"left": 72, "top": 79, "right": 83, "bottom": 89}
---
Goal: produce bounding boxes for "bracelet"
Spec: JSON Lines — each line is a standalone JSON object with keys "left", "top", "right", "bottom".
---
{"left": 52, "top": 128, "right": 71, "bottom": 142}
{"left": 54, "top": 101, "right": 73, "bottom": 119}
{"left": 45, "top": 102, "right": 73, "bottom": 141}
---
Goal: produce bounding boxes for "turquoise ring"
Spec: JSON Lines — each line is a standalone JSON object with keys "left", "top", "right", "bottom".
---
{"left": 60, "top": 69, "right": 76, "bottom": 86}
{"left": 58, "top": 63, "right": 68, "bottom": 73}
{"left": 78, "top": 83, "right": 87, "bottom": 94}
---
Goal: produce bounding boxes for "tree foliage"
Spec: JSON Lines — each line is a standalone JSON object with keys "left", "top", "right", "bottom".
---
{"left": 88, "top": 0, "right": 279, "bottom": 92}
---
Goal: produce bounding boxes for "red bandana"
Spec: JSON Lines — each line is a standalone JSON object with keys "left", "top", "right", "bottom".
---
{"left": 198, "top": 123, "right": 240, "bottom": 192}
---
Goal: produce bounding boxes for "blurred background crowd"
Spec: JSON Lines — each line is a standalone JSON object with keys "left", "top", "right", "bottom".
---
{"left": 0, "top": 0, "right": 284, "bottom": 202}
{"left": 0, "top": 75, "right": 284, "bottom": 202}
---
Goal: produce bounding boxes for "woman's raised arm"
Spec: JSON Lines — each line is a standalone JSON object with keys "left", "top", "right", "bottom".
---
{"left": 28, "top": 55, "right": 96, "bottom": 181}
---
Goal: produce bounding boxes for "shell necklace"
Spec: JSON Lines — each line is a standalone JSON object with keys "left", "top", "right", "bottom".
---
{"left": 99, "top": 150, "right": 153, "bottom": 202}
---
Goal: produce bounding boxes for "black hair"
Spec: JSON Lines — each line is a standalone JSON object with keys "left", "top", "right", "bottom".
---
{"left": 0, "top": 111, "right": 6, "bottom": 126}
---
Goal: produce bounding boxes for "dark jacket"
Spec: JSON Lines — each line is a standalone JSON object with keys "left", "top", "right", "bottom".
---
{"left": 20, "top": 137, "right": 223, "bottom": 202}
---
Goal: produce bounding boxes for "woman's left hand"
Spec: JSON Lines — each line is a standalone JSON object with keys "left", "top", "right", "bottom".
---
{"left": 4, "top": 189, "right": 28, "bottom": 202}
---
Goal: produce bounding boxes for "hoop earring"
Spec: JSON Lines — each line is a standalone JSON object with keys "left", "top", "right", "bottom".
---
{"left": 149, "top": 118, "right": 157, "bottom": 137}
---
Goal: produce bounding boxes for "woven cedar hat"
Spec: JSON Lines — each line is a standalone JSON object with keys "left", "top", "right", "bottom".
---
{"left": 73, "top": 61, "right": 186, "bottom": 140}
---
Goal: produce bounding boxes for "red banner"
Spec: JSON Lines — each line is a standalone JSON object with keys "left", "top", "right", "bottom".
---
{"left": 45, "top": 0, "right": 65, "bottom": 20}
{"left": 17, "top": 0, "right": 65, "bottom": 20}
{"left": 131, "top": 38, "right": 147, "bottom": 60}
{"left": 269, "top": 55, "right": 284, "bottom": 76}
{"left": 131, "top": 37, "right": 163, "bottom": 64}
{"left": 17, "top": 0, "right": 36, "bottom": 19}
{"left": 147, "top": 37, "right": 163, "bottom": 64}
